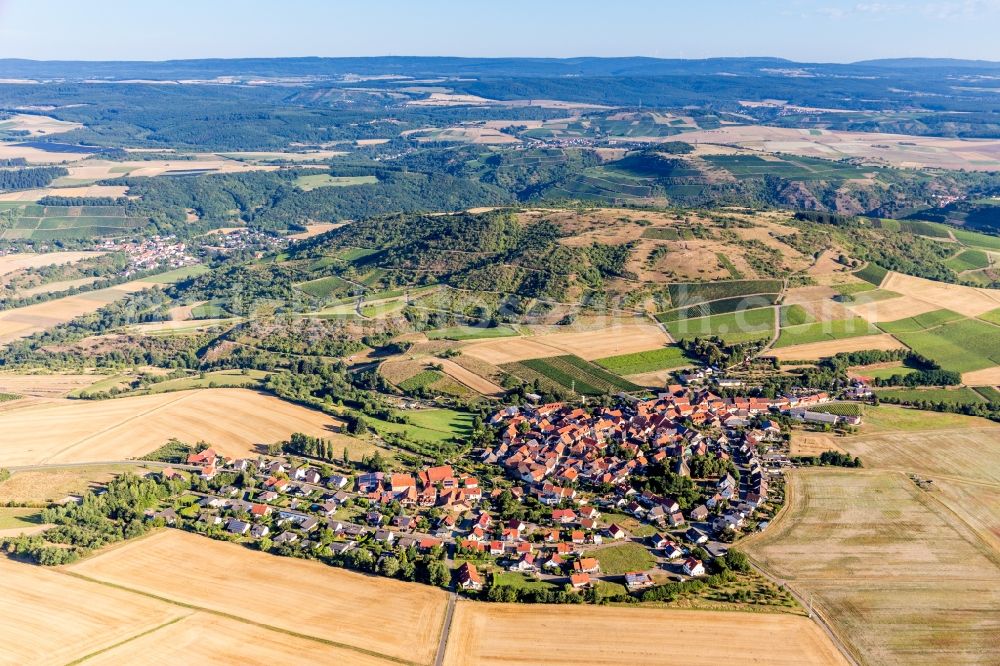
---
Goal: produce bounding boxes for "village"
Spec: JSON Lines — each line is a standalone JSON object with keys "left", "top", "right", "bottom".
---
{"left": 143, "top": 384, "right": 847, "bottom": 598}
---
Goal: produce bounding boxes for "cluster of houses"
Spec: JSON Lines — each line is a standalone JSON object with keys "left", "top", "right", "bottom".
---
{"left": 485, "top": 386, "right": 816, "bottom": 501}
{"left": 98, "top": 235, "right": 197, "bottom": 275}
{"left": 149, "top": 386, "right": 803, "bottom": 595}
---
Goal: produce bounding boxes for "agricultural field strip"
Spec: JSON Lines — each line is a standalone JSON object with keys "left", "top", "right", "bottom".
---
{"left": 59, "top": 567, "right": 413, "bottom": 665}
{"left": 36, "top": 391, "right": 194, "bottom": 464}
{"left": 0, "top": 388, "right": 347, "bottom": 466}
{"left": 442, "top": 602, "right": 849, "bottom": 666}
{"left": 68, "top": 530, "right": 447, "bottom": 665}
{"left": 744, "top": 468, "right": 1000, "bottom": 665}
{"left": 656, "top": 292, "right": 781, "bottom": 321}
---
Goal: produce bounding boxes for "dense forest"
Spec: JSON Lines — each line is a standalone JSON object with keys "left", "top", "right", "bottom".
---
{"left": 0, "top": 166, "right": 67, "bottom": 191}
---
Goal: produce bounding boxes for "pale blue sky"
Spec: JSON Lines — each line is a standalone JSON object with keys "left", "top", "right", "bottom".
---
{"left": 0, "top": 0, "right": 997, "bottom": 63}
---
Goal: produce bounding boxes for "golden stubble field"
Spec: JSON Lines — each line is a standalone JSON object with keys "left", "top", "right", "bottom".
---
{"left": 0, "top": 371, "right": 102, "bottom": 397}
{"left": 767, "top": 333, "right": 906, "bottom": 361}
{"left": 443, "top": 602, "right": 848, "bottom": 666}
{"left": 675, "top": 125, "right": 1000, "bottom": 171}
{"left": 0, "top": 279, "right": 157, "bottom": 344}
{"left": 81, "top": 613, "right": 399, "bottom": 666}
{"left": 462, "top": 322, "right": 669, "bottom": 364}
{"left": 0, "top": 250, "right": 101, "bottom": 279}
{"left": 69, "top": 530, "right": 448, "bottom": 664}
{"left": 745, "top": 419, "right": 1000, "bottom": 666}
{"left": 0, "top": 556, "right": 186, "bottom": 665}
{"left": 880, "top": 271, "right": 1000, "bottom": 317}
{"left": 0, "top": 388, "right": 345, "bottom": 465}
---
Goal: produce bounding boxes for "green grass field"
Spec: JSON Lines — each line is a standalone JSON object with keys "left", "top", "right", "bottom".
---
{"left": 861, "top": 404, "right": 988, "bottom": 431}
{"left": 584, "top": 542, "right": 656, "bottom": 575}
{"left": 952, "top": 227, "right": 1000, "bottom": 251}
{"left": 139, "top": 370, "right": 269, "bottom": 394}
{"left": 296, "top": 275, "right": 353, "bottom": 298}
{"left": 356, "top": 407, "right": 475, "bottom": 444}
{"left": 945, "top": 249, "right": 990, "bottom": 273}
{"left": 853, "top": 263, "right": 888, "bottom": 286}
{"left": 640, "top": 227, "right": 680, "bottom": 241}
{"left": 845, "top": 289, "right": 902, "bottom": 305}
{"left": 146, "top": 264, "right": 210, "bottom": 284}
{"left": 876, "top": 386, "right": 988, "bottom": 406}
{"left": 190, "top": 300, "right": 232, "bottom": 319}
{"left": 492, "top": 572, "right": 559, "bottom": 592}
{"left": 774, "top": 316, "right": 879, "bottom": 348}
{"left": 979, "top": 308, "right": 1000, "bottom": 326}
{"left": 665, "top": 307, "right": 775, "bottom": 344}
{"left": 426, "top": 325, "right": 519, "bottom": 341}
{"left": 594, "top": 345, "right": 693, "bottom": 375}
{"left": 779, "top": 304, "right": 814, "bottom": 327}
{"left": 0, "top": 203, "right": 146, "bottom": 240}
{"left": 973, "top": 385, "right": 1000, "bottom": 402}
{"left": 890, "top": 318, "right": 1000, "bottom": 373}
{"left": 851, "top": 364, "right": 917, "bottom": 380}
{"left": 0, "top": 507, "right": 43, "bottom": 529}
{"left": 895, "top": 219, "right": 954, "bottom": 239}
{"left": 810, "top": 402, "right": 866, "bottom": 417}
{"left": 397, "top": 370, "right": 444, "bottom": 392}
{"left": 511, "top": 355, "right": 641, "bottom": 396}
{"left": 877, "top": 309, "right": 965, "bottom": 334}
{"left": 294, "top": 174, "right": 378, "bottom": 190}
{"left": 833, "top": 282, "right": 877, "bottom": 297}
{"left": 703, "top": 154, "right": 871, "bottom": 181}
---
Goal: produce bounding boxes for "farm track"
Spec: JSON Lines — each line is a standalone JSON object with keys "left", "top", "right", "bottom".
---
{"left": 741, "top": 474, "right": 861, "bottom": 666}
{"left": 434, "top": 593, "right": 457, "bottom": 666}
{"left": 36, "top": 392, "right": 196, "bottom": 464}
{"left": 58, "top": 569, "right": 417, "bottom": 665}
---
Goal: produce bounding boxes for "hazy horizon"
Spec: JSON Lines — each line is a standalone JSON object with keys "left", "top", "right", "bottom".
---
{"left": 0, "top": 0, "right": 998, "bottom": 63}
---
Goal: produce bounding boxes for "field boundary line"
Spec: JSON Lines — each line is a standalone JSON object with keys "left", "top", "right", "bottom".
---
{"left": 38, "top": 391, "right": 197, "bottom": 464}
{"left": 434, "top": 592, "right": 457, "bottom": 666}
{"left": 57, "top": 569, "right": 419, "bottom": 666}
{"left": 66, "top": 613, "right": 192, "bottom": 666}
{"left": 743, "top": 483, "right": 862, "bottom": 666}
{"left": 740, "top": 469, "right": 861, "bottom": 666}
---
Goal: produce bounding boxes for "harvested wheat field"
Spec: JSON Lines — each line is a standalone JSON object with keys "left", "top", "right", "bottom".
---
{"left": 0, "top": 280, "right": 156, "bottom": 344}
{"left": 962, "top": 365, "right": 1000, "bottom": 386}
{"left": 0, "top": 557, "right": 184, "bottom": 665}
{"left": 0, "top": 112, "right": 82, "bottom": 136}
{"left": 463, "top": 323, "right": 669, "bottom": 364}
{"left": 436, "top": 358, "right": 505, "bottom": 395}
{"left": 0, "top": 251, "right": 100, "bottom": 279}
{"left": 288, "top": 222, "right": 348, "bottom": 239}
{"left": 0, "top": 464, "right": 138, "bottom": 503}
{"left": 71, "top": 530, "right": 448, "bottom": 664}
{"left": 783, "top": 286, "right": 853, "bottom": 321}
{"left": 59, "top": 157, "right": 278, "bottom": 183}
{"left": 744, "top": 468, "right": 1000, "bottom": 665}
{"left": 844, "top": 423, "right": 1000, "bottom": 486}
{"left": 845, "top": 294, "right": 939, "bottom": 323}
{"left": 0, "top": 372, "right": 103, "bottom": 397}
{"left": 791, "top": 431, "right": 847, "bottom": 457}
{"left": 881, "top": 271, "right": 1000, "bottom": 317}
{"left": 0, "top": 388, "right": 346, "bottom": 465}
{"left": 0, "top": 185, "right": 128, "bottom": 202}
{"left": 83, "top": 613, "right": 398, "bottom": 666}
{"left": 442, "top": 602, "right": 847, "bottom": 666}
{"left": 676, "top": 125, "right": 1000, "bottom": 170}
{"left": 768, "top": 334, "right": 906, "bottom": 361}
